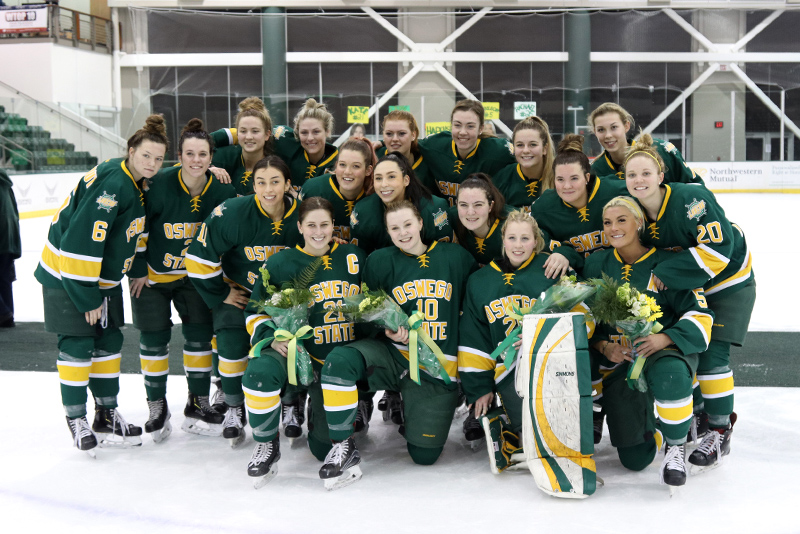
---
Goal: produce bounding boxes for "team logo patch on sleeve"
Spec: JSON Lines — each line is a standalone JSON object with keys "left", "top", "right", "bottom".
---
{"left": 664, "top": 141, "right": 677, "bottom": 154}
{"left": 350, "top": 210, "right": 359, "bottom": 227}
{"left": 95, "top": 192, "right": 118, "bottom": 212}
{"left": 685, "top": 199, "right": 706, "bottom": 221}
{"left": 433, "top": 209, "right": 448, "bottom": 230}
{"left": 506, "top": 141, "right": 514, "bottom": 155}
{"left": 273, "top": 125, "right": 286, "bottom": 139}
{"left": 211, "top": 204, "right": 227, "bottom": 218}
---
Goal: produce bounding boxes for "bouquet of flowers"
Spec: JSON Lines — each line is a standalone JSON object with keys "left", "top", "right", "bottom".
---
{"left": 248, "top": 259, "right": 322, "bottom": 386}
{"left": 338, "top": 283, "right": 450, "bottom": 385}
{"left": 588, "top": 273, "right": 663, "bottom": 391}
{"left": 492, "top": 275, "right": 596, "bottom": 367}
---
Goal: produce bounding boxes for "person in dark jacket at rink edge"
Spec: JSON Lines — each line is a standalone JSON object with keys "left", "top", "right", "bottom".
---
{"left": 0, "top": 168, "right": 21, "bottom": 327}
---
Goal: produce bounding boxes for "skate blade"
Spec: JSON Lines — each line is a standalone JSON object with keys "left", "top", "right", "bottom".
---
{"left": 252, "top": 465, "right": 279, "bottom": 489}
{"left": 469, "top": 439, "right": 483, "bottom": 452}
{"left": 689, "top": 461, "right": 721, "bottom": 476}
{"left": 480, "top": 416, "right": 501, "bottom": 475}
{"left": 151, "top": 421, "right": 172, "bottom": 444}
{"left": 381, "top": 411, "right": 390, "bottom": 422}
{"left": 669, "top": 485, "right": 679, "bottom": 498}
{"left": 454, "top": 403, "right": 469, "bottom": 420}
{"left": 228, "top": 433, "right": 246, "bottom": 449}
{"left": 97, "top": 433, "right": 143, "bottom": 448}
{"left": 181, "top": 419, "right": 222, "bottom": 437}
{"left": 323, "top": 465, "right": 363, "bottom": 491}
{"left": 84, "top": 448, "right": 97, "bottom": 459}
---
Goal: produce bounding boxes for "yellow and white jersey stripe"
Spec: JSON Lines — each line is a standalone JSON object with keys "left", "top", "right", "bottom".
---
{"left": 689, "top": 243, "right": 730, "bottom": 279}
{"left": 185, "top": 253, "right": 222, "bottom": 279}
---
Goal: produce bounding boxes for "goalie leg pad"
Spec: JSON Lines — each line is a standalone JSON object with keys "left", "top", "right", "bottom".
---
{"left": 517, "top": 313, "right": 596, "bottom": 498}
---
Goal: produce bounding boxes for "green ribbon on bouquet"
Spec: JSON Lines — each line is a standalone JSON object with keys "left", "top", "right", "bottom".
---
{"left": 625, "top": 322, "right": 662, "bottom": 389}
{"left": 407, "top": 311, "right": 451, "bottom": 385}
{"left": 489, "top": 304, "right": 532, "bottom": 368}
{"left": 247, "top": 326, "right": 314, "bottom": 386}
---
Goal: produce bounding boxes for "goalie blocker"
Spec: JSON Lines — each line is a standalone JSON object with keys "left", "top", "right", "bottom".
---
{"left": 516, "top": 312, "right": 596, "bottom": 498}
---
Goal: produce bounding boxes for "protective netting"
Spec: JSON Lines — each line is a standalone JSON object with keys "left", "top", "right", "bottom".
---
{"left": 127, "top": 7, "right": 800, "bottom": 161}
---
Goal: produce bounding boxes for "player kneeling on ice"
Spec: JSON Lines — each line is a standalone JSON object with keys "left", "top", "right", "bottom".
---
{"left": 583, "top": 197, "right": 715, "bottom": 494}
{"left": 241, "top": 197, "right": 367, "bottom": 488}
{"left": 457, "top": 210, "right": 596, "bottom": 484}
{"left": 319, "top": 200, "right": 477, "bottom": 490}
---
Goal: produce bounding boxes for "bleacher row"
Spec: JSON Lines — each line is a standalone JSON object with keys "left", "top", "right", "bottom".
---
{"left": 0, "top": 106, "right": 98, "bottom": 172}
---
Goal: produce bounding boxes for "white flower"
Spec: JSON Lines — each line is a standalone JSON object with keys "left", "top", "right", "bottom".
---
{"left": 270, "top": 293, "right": 282, "bottom": 305}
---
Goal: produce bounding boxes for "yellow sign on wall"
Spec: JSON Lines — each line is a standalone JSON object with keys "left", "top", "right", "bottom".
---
{"left": 483, "top": 102, "right": 500, "bottom": 120}
{"left": 425, "top": 122, "right": 450, "bottom": 136}
{"left": 347, "top": 106, "right": 369, "bottom": 123}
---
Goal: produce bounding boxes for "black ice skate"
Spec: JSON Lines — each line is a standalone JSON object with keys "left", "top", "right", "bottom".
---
{"left": 248, "top": 437, "right": 281, "bottom": 489}
{"left": 281, "top": 394, "right": 306, "bottom": 443}
{"left": 463, "top": 405, "right": 485, "bottom": 449}
{"left": 377, "top": 390, "right": 391, "bottom": 412}
{"left": 689, "top": 412, "right": 736, "bottom": 475}
{"left": 354, "top": 398, "right": 373, "bottom": 434}
{"left": 182, "top": 393, "right": 224, "bottom": 436}
{"left": 320, "top": 436, "right": 362, "bottom": 491}
{"left": 66, "top": 415, "right": 98, "bottom": 458}
{"left": 660, "top": 444, "right": 687, "bottom": 497}
{"left": 381, "top": 391, "right": 403, "bottom": 425}
{"left": 593, "top": 407, "right": 605, "bottom": 445}
{"left": 145, "top": 397, "right": 172, "bottom": 443}
{"left": 92, "top": 407, "right": 143, "bottom": 448}
{"left": 686, "top": 410, "right": 710, "bottom": 447}
{"left": 210, "top": 377, "right": 226, "bottom": 415}
{"left": 222, "top": 404, "right": 247, "bottom": 448}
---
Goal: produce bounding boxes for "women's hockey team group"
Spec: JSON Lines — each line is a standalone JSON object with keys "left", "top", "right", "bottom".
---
{"left": 37, "top": 96, "right": 754, "bottom": 493}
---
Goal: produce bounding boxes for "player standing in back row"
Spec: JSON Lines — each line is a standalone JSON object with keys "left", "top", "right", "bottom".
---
{"left": 35, "top": 115, "right": 169, "bottom": 455}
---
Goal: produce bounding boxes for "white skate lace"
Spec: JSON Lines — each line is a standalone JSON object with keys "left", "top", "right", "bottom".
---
{"left": 282, "top": 404, "right": 299, "bottom": 427}
{"left": 660, "top": 445, "right": 686, "bottom": 484}
{"left": 223, "top": 405, "right": 244, "bottom": 429}
{"left": 147, "top": 399, "right": 164, "bottom": 421}
{"left": 211, "top": 384, "right": 225, "bottom": 407}
{"left": 70, "top": 417, "right": 94, "bottom": 446}
{"left": 249, "top": 442, "right": 272, "bottom": 467}
{"left": 111, "top": 409, "right": 135, "bottom": 436}
{"left": 695, "top": 430, "right": 722, "bottom": 462}
{"left": 324, "top": 440, "right": 349, "bottom": 468}
{"left": 198, "top": 396, "right": 214, "bottom": 413}
{"left": 688, "top": 415, "right": 698, "bottom": 443}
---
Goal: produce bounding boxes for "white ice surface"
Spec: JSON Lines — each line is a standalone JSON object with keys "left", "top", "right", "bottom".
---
{"left": 3, "top": 193, "right": 800, "bottom": 532}
{"left": 0, "top": 372, "right": 798, "bottom": 534}
{"left": 11, "top": 193, "right": 800, "bottom": 331}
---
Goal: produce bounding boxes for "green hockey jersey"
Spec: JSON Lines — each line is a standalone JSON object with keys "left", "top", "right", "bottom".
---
{"left": 299, "top": 173, "right": 365, "bottom": 243}
{"left": 349, "top": 193, "right": 452, "bottom": 254}
{"left": 245, "top": 243, "right": 367, "bottom": 362}
{"left": 590, "top": 137, "right": 703, "bottom": 185}
{"left": 185, "top": 195, "right": 302, "bottom": 308}
{"left": 130, "top": 166, "right": 236, "bottom": 283}
{"left": 635, "top": 183, "right": 753, "bottom": 297}
{"left": 364, "top": 241, "right": 478, "bottom": 386}
{"left": 272, "top": 125, "right": 338, "bottom": 191}
{"left": 493, "top": 162, "right": 546, "bottom": 209}
{"left": 531, "top": 176, "right": 629, "bottom": 270}
{"left": 582, "top": 247, "right": 714, "bottom": 358}
{"left": 35, "top": 158, "right": 146, "bottom": 312}
{"left": 457, "top": 254, "right": 595, "bottom": 404}
{"left": 419, "top": 132, "right": 515, "bottom": 205}
{"left": 375, "top": 144, "right": 439, "bottom": 198}
{"left": 209, "top": 128, "right": 256, "bottom": 197}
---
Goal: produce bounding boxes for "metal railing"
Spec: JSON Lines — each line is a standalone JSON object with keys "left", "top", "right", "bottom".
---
{"left": 0, "top": 4, "right": 113, "bottom": 53}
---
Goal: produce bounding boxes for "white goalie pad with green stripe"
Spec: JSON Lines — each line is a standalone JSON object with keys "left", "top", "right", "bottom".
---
{"left": 516, "top": 312, "right": 596, "bottom": 498}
